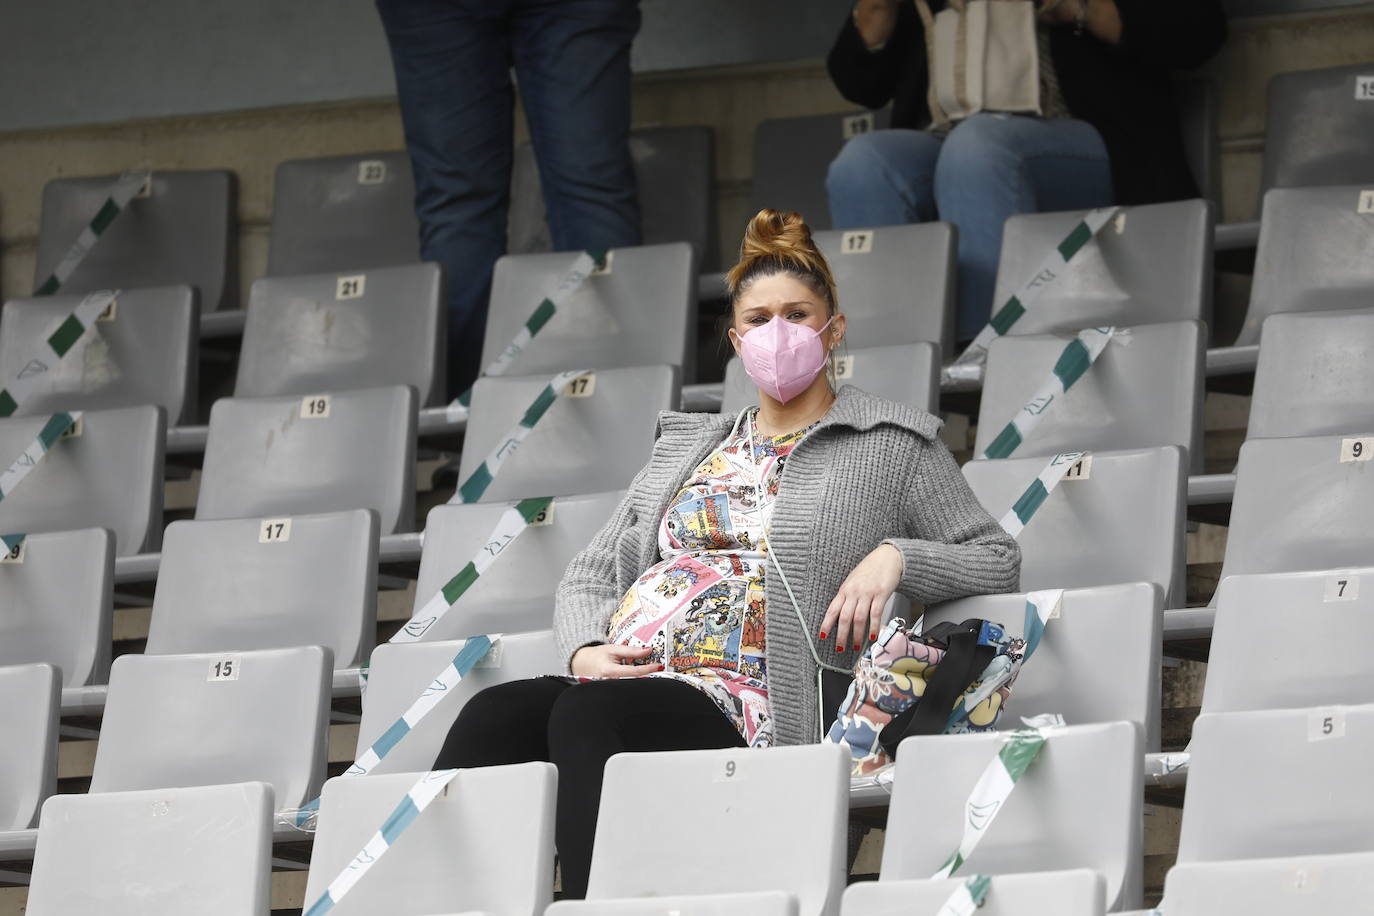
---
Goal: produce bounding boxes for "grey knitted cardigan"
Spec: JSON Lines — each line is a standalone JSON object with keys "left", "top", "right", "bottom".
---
{"left": 554, "top": 385, "right": 1021, "bottom": 747}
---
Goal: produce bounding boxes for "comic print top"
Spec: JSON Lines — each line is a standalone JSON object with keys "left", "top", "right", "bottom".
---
{"left": 601, "top": 410, "right": 813, "bottom": 748}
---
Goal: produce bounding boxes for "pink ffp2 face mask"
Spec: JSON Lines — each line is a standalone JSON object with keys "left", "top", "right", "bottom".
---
{"left": 737, "top": 316, "right": 835, "bottom": 404}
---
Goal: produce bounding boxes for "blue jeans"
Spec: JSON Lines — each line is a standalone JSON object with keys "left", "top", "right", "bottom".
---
{"left": 826, "top": 114, "right": 1113, "bottom": 341}
{"left": 376, "top": 0, "right": 642, "bottom": 397}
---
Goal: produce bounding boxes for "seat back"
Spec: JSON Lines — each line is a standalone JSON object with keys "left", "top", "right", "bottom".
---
{"left": 1176, "top": 78, "right": 1219, "bottom": 206}
{"left": 459, "top": 365, "right": 678, "bottom": 502}
{"left": 0, "top": 663, "right": 59, "bottom": 830}
{"left": 841, "top": 869, "right": 1106, "bottom": 916}
{"left": 1249, "top": 309, "right": 1374, "bottom": 439}
{"left": 34, "top": 170, "right": 235, "bottom": 312}
{"left": 990, "top": 200, "right": 1213, "bottom": 336}
{"left": 236, "top": 263, "right": 445, "bottom": 406}
{"left": 751, "top": 109, "right": 894, "bottom": 230}
{"left": 198, "top": 385, "right": 416, "bottom": 533}
{"left": 147, "top": 510, "right": 378, "bottom": 668}
{"left": 1162, "top": 851, "right": 1374, "bottom": 915}
{"left": 722, "top": 343, "right": 939, "bottom": 416}
{"left": 91, "top": 647, "right": 331, "bottom": 808}
{"left": 268, "top": 152, "right": 419, "bottom": 276}
{"left": 1179, "top": 704, "right": 1374, "bottom": 863}
{"left": 0, "top": 286, "right": 198, "bottom": 424}
{"left": 305, "top": 764, "right": 556, "bottom": 916}
{"left": 0, "top": 405, "right": 165, "bottom": 555}
{"left": 881, "top": 721, "right": 1142, "bottom": 911}
{"left": 1261, "top": 63, "right": 1374, "bottom": 194}
{"left": 25, "top": 782, "right": 272, "bottom": 916}
{"left": 588, "top": 744, "right": 849, "bottom": 916}
{"left": 962, "top": 446, "right": 1187, "bottom": 606}
{"left": 0, "top": 529, "right": 113, "bottom": 687}
{"left": 415, "top": 492, "right": 622, "bottom": 640}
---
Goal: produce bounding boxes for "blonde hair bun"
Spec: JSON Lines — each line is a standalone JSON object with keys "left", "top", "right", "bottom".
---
{"left": 727, "top": 208, "right": 838, "bottom": 313}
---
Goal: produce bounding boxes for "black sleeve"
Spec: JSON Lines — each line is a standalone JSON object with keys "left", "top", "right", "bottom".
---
{"left": 827, "top": 4, "right": 927, "bottom": 110}
{"left": 1113, "top": 0, "right": 1227, "bottom": 71}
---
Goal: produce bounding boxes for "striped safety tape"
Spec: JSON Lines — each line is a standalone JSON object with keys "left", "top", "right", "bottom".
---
{"left": 996, "top": 450, "right": 1088, "bottom": 539}
{"left": 0, "top": 290, "right": 117, "bottom": 418}
{"left": 34, "top": 171, "right": 150, "bottom": 297}
{"left": 945, "top": 589, "right": 1063, "bottom": 730}
{"left": 302, "top": 768, "right": 461, "bottom": 916}
{"left": 935, "top": 874, "right": 992, "bottom": 916}
{"left": 0, "top": 411, "right": 84, "bottom": 554}
{"left": 450, "top": 368, "right": 591, "bottom": 504}
{"left": 979, "top": 327, "right": 1117, "bottom": 460}
{"left": 944, "top": 206, "right": 1119, "bottom": 386}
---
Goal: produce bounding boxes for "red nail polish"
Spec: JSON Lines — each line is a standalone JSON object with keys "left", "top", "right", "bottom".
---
{"left": 837, "top": 644, "right": 845, "bottom": 653}
{"left": 853, "top": 643, "right": 861, "bottom": 652}
{"left": 870, "top": 633, "right": 877, "bottom": 641}
{"left": 818, "top": 631, "right": 827, "bottom": 640}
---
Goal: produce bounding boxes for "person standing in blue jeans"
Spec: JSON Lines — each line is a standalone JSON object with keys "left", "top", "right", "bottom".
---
{"left": 375, "top": 0, "right": 643, "bottom": 397}
{"left": 826, "top": 0, "right": 1226, "bottom": 342}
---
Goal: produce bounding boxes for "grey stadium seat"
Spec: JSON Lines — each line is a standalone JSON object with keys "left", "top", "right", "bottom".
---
{"left": 146, "top": 510, "right": 378, "bottom": 669}
{"left": 91, "top": 647, "right": 331, "bottom": 809}
{"left": 305, "top": 763, "right": 556, "bottom": 916}
{"left": 990, "top": 200, "right": 1213, "bottom": 337}
{"left": 963, "top": 446, "right": 1187, "bottom": 607}
{"left": 198, "top": 385, "right": 416, "bottom": 534}
{"left": 0, "top": 528, "right": 113, "bottom": 687}
{"left": 267, "top": 151, "right": 420, "bottom": 277}
{"left": 1213, "top": 434, "right": 1374, "bottom": 606}
{"left": 25, "top": 782, "right": 272, "bottom": 916}
{"left": 1160, "top": 851, "right": 1374, "bottom": 916}
{"left": 842, "top": 869, "right": 1106, "bottom": 916}
{"left": 0, "top": 404, "right": 165, "bottom": 555}
{"left": 1249, "top": 308, "right": 1374, "bottom": 439}
{"left": 236, "top": 263, "right": 446, "bottom": 406}
{"left": 0, "top": 663, "right": 58, "bottom": 830}
{"left": 0, "top": 285, "right": 199, "bottom": 424}
{"left": 551, "top": 892, "right": 797, "bottom": 916}
{"left": 882, "top": 721, "right": 1143, "bottom": 911}
{"left": 975, "top": 321, "right": 1205, "bottom": 472}
{"left": 459, "top": 365, "right": 678, "bottom": 502}
{"left": 753, "top": 108, "right": 894, "bottom": 231}
{"left": 34, "top": 169, "right": 235, "bottom": 312}
{"left": 586, "top": 744, "right": 849, "bottom": 916}
{"left": 928, "top": 582, "right": 1163, "bottom": 751}
{"left": 1203, "top": 567, "right": 1374, "bottom": 715}
{"left": 722, "top": 343, "right": 939, "bottom": 416}
{"left": 414, "top": 492, "right": 622, "bottom": 640}
{"left": 1261, "top": 63, "right": 1374, "bottom": 195}
{"left": 483, "top": 244, "right": 695, "bottom": 378}
{"left": 1238, "top": 186, "right": 1374, "bottom": 346}
{"left": 355, "top": 632, "right": 561, "bottom": 776}
{"left": 1178, "top": 704, "right": 1374, "bottom": 864}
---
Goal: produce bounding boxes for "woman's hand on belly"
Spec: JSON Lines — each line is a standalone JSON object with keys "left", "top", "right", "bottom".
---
{"left": 819, "top": 543, "right": 904, "bottom": 654}
{"left": 571, "top": 644, "right": 664, "bottom": 678}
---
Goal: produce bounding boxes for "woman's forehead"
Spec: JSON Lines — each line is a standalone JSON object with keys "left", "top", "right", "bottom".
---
{"left": 737, "top": 273, "right": 823, "bottom": 309}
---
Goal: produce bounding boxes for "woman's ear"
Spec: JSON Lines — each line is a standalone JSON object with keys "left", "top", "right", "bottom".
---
{"left": 829, "top": 313, "right": 848, "bottom": 351}
{"left": 727, "top": 326, "right": 743, "bottom": 356}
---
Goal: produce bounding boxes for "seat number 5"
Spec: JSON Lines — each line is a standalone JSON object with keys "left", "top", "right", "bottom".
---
{"left": 1309, "top": 708, "right": 1345, "bottom": 741}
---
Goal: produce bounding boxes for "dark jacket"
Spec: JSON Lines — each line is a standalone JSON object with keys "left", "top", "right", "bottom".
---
{"left": 827, "top": 0, "right": 1227, "bottom": 206}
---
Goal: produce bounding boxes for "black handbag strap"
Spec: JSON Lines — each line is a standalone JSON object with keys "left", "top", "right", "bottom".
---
{"left": 877, "top": 619, "right": 998, "bottom": 759}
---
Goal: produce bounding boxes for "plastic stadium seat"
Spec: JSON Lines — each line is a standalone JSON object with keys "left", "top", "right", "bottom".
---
{"left": 0, "top": 529, "right": 113, "bottom": 687}
{"left": 459, "top": 365, "right": 678, "bottom": 502}
{"left": 146, "top": 510, "right": 378, "bottom": 668}
{"left": 198, "top": 385, "right": 417, "bottom": 534}
{"left": 842, "top": 869, "right": 1106, "bottom": 916}
{"left": 236, "top": 263, "right": 446, "bottom": 406}
{"left": 1261, "top": 63, "right": 1374, "bottom": 194}
{"left": 305, "top": 764, "right": 556, "bottom": 916}
{"left": 976, "top": 321, "right": 1205, "bottom": 471}
{"left": 0, "top": 286, "right": 199, "bottom": 424}
{"left": 91, "top": 647, "right": 331, "bottom": 809}
{"left": 1249, "top": 309, "right": 1374, "bottom": 439}
{"left": 990, "top": 200, "right": 1213, "bottom": 337}
{"left": 927, "top": 582, "right": 1163, "bottom": 751}
{"left": 483, "top": 244, "right": 695, "bottom": 378}
{"left": 0, "top": 404, "right": 165, "bottom": 556}
{"left": 1203, "top": 567, "right": 1374, "bottom": 715}
{"left": 962, "top": 446, "right": 1187, "bottom": 607}
{"left": 267, "top": 151, "right": 420, "bottom": 277}
{"left": 34, "top": 170, "right": 235, "bottom": 312}
{"left": 881, "top": 721, "right": 1143, "bottom": 911}
{"left": 0, "top": 663, "right": 58, "bottom": 830}
{"left": 414, "top": 492, "right": 622, "bottom": 640}
{"left": 722, "top": 343, "right": 939, "bottom": 417}
{"left": 1178, "top": 704, "right": 1374, "bottom": 864}
{"left": 355, "top": 632, "right": 561, "bottom": 776}
{"left": 509, "top": 126, "right": 716, "bottom": 269}
{"left": 1212, "top": 434, "right": 1374, "bottom": 606}
{"left": 585, "top": 744, "right": 849, "bottom": 916}
{"left": 25, "top": 782, "right": 272, "bottom": 916}
{"left": 550, "top": 891, "right": 798, "bottom": 916}
{"left": 753, "top": 109, "right": 894, "bottom": 230}
{"left": 1238, "top": 186, "right": 1374, "bottom": 346}
{"left": 1160, "top": 851, "right": 1374, "bottom": 915}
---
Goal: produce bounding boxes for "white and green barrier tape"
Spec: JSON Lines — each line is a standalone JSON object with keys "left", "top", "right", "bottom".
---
{"left": 997, "top": 450, "right": 1088, "bottom": 539}
{"left": 935, "top": 874, "right": 993, "bottom": 916}
{"left": 34, "top": 171, "right": 150, "bottom": 297}
{"left": 0, "top": 410, "right": 84, "bottom": 555}
{"left": 0, "top": 290, "right": 116, "bottom": 418}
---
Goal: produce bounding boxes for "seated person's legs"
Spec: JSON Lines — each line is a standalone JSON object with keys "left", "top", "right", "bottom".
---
{"left": 433, "top": 676, "right": 572, "bottom": 769}
{"left": 826, "top": 128, "right": 943, "bottom": 229}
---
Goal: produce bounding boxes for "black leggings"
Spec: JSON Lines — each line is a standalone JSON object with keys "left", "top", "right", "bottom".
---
{"left": 433, "top": 676, "right": 746, "bottom": 898}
